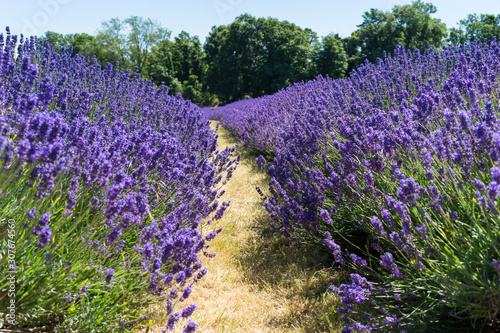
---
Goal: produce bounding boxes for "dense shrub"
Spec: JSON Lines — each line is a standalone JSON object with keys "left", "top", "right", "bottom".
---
{"left": 0, "top": 28, "right": 237, "bottom": 332}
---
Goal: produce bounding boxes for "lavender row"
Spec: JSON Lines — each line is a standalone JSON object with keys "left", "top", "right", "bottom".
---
{"left": 0, "top": 28, "right": 237, "bottom": 332}
{"left": 212, "top": 40, "right": 500, "bottom": 330}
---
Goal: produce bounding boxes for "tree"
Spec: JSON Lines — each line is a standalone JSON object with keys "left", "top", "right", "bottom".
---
{"left": 259, "top": 17, "right": 318, "bottom": 94}
{"left": 147, "top": 31, "right": 206, "bottom": 99}
{"left": 345, "top": 1, "right": 447, "bottom": 71}
{"left": 96, "top": 18, "right": 130, "bottom": 69}
{"left": 125, "top": 16, "right": 170, "bottom": 74}
{"left": 392, "top": 1, "right": 446, "bottom": 50}
{"left": 449, "top": 14, "right": 500, "bottom": 45}
{"left": 314, "top": 33, "right": 348, "bottom": 79}
{"left": 342, "top": 34, "right": 364, "bottom": 74}
{"left": 42, "top": 32, "right": 105, "bottom": 65}
{"left": 41, "top": 31, "right": 66, "bottom": 50}
{"left": 182, "top": 75, "right": 203, "bottom": 103}
{"left": 204, "top": 17, "right": 259, "bottom": 102}
{"left": 171, "top": 31, "right": 205, "bottom": 84}
{"left": 96, "top": 17, "right": 170, "bottom": 74}
{"left": 204, "top": 14, "right": 317, "bottom": 102}
{"left": 65, "top": 33, "right": 98, "bottom": 56}
{"left": 148, "top": 39, "right": 178, "bottom": 91}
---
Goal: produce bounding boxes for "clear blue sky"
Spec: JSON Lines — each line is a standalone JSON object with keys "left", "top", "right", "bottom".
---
{"left": 2, "top": 0, "right": 500, "bottom": 43}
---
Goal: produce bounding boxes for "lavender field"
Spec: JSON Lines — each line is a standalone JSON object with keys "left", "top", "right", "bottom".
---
{"left": 1, "top": 15, "right": 500, "bottom": 333}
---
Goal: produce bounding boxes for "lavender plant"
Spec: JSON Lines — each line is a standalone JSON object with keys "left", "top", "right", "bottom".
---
{"left": 0, "top": 28, "right": 237, "bottom": 332}
{"left": 213, "top": 40, "right": 500, "bottom": 330}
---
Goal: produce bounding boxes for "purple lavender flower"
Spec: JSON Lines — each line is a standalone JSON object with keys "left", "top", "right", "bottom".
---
{"left": 181, "top": 304, "right": 197, "bottom": 318}
{"left": 176, "top": 271, "right": 186, "bottom": 284}
{"left": 394, "top": 168, "right": 406, "bottom": 181}
{"left": 256, "top": 155, "right": 267, "bottom": 169}
{"left": 473, "top": 179, "right": 486, "bottom": 192}
{"left": 107, "top": 226, "right": 122, "bottom": 244}
{"left": 104, "top": 269, "right": 115, "bottom": 284}
{"left": 493, "top": 259, "right": 500, "bottom": 272}
{"left": 143, "top": 242, "right": 154, "bottom": 260}
{"left": 364, "top": 171, "right": 374, "bottom": 187}
{"left": 170, "top": 288, "right": 179, "bottom": 300}
{"left": 458, "top": 109, "right": 471, "bottom": 131}
{"left": 38, "top": 226, "right": 52, "bottom": 249}
{"left": 181, "top": 285, "right": 192, "bottom": 300}
{"left": 353, "top": 323, "right": 370, "bottom": 331}
{"left": 427, "top": 186, "right": 439, "bottom": 201}
{"left": 324, "top": 238, "right": 345, "bottom": 265}
{"left": 415, "top": 224, "right": 428, "bottom": 237}
{"left": 475, "top": 193, "right": 488, "bottom": 209}
{"left": 492, "top": 167, "right": 500, "bottom": 183}
{"left": 26, "top": 208, "right": 37, "bottom": 219}
{"left": 320, "top": 209, "right": 334, "bottom": 225}
{"left": 166, "top": 313, "right": 180, "bottom": 330}
{"left": 349, "top": 253, "right": 367, "bottom": 268}
{"left": 391, "top": 266, "right": 403, "bottom": 279}
{"left": 488, "top": 181, "right": 500, "bottom": 199}
{"left": 38, "top": 212, "right": 51, "bottom": 227}
{"left": 183, "top": 320, "right": 199, "bottom": 333}
{"left": 380, "top": 253, "right": 395, "bottom": 270}
{"left": 371, "top": 216, "right": 386, "bottom": 235}
{"left": 397, "top": 177, "right": 423, "bottom": 203}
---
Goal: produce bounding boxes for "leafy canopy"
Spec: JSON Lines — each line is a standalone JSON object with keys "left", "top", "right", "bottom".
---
{"left": 345, "top": 1, "right": 447, "bottom": 71}
{"left": 204, "top": 14, "right": 319, "bottom": 103}
{"left": 449, "top": 14, "right": 500, "bottom": 45}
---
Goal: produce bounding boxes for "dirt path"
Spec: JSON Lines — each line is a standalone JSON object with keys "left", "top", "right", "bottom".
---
{"left": 150, "top": 122, "right": 341, "bottom": 333}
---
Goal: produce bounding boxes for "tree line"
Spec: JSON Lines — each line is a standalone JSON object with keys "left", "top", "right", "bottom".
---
{"left": 42, "top": 1, "right": 500, "bottom": 105}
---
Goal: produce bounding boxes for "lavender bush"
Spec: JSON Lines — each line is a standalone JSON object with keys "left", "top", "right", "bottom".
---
{"left": 213, "top": 40, "right": 500, "bottom": 330}
{"left": 0, "top": 28, "right": 237, "bottom": 332}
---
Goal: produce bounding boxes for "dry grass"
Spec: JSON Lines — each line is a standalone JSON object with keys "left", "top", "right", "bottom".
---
{"left": 147, "top": 122, "right": 344, "bottom": 333}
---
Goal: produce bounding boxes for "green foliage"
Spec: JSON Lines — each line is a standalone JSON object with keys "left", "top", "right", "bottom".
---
{"left": 95, "top": 18, "right": 131, "bottom": 70}
{"left": 41, "top": 32, "right": 100, "bottom": 59}
{"left": 182, "top": 75, "right": 203, "bottom": 104}
{"left": 124, "top": 16, "right": 170, "bottom": 75}
{"left": 449, "top": 14, "right": 500, "bottom": 45}
{"left": 41, "top": 31, "right": 66, "bottom": 50}
{"left": 148, "top": 31, "right": 208, "bottom": 102}
{"left": 43, "top": 17, "right": 170, "bottom": 75}
{"left": 204, "top": 14, "right": 318, "bottom": 103}
{"left": 38, "top": 2, "right": 500, "bottom": 105}
{"left": 67, "top": 33, "right": 99, "bottom": 57}
{"left": 148, "top": 39, "right": 178, "bottom": 91}
{"left": 345, "top": 1, "right": 447, "bottom": 72}
{"left": 351, "top": 8, "right": 402, "bottom": 68}
{"left": 313, "top": 34, "right": 348, "bottom": 79}
{"left": 172, "top": 32, "right": 205, "bottom": 84}
{"left": 392, "top": 1, "right": 446, "bottom": 50}
{"left": 0, "top": 164, "right": 155, "bottom": 332}
{"left": 327, "top": 150, "right": 500, "bottom": 329}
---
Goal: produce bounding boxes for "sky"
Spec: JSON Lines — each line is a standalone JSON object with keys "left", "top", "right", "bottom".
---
{"left": 1, "top": 0, "right": 500, "bottom": 43}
